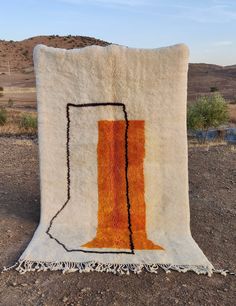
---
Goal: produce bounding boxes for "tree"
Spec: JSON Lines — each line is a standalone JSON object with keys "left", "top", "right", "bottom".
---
{"left": 187, "top": 93, "right": 229, "bottom": 142}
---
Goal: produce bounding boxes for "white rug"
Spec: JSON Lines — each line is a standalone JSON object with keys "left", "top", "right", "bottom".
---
{"left": 6, "top": 44, "right": 218, "bottom": 275}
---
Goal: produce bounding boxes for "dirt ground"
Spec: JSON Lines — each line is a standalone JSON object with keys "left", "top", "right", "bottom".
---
{"left": 0, "top": 137, "right": 235, "bottom": 306}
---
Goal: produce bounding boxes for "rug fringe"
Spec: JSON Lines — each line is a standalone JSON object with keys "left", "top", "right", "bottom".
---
{"left": 2, "top": 260, "right": 233, "bottom": 276}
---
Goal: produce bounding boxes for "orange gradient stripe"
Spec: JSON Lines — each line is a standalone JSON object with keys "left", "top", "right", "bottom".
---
{"left": 82, "top": 120, "right": 163, "bottom": 250}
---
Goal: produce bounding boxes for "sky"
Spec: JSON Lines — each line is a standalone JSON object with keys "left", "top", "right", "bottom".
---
{"left": 1, "top": 0, "right": 236, "bottom": 65}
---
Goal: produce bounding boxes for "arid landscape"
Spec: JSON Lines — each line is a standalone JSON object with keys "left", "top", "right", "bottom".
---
{"left": 0, "top": 138, "right": 235, "bottom": 305}
{"left": 0, "top": 36, "right": 236, "bottom": 105}
{"left": 1, "top": 36, "right": 236, "bottom": 129}
{"left": 0, "top": 36, "right": 236, "bottom": 305}
{"left": 0, "top": 36, "right": 108, "bottom": 110}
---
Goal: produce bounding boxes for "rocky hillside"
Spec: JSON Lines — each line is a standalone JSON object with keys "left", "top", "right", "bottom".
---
{"left": 188, "top": 63, "right": 236, "bottom": 102}
{"left": 0, "top": 36, "right": 235, "bottom": 103}
{"left": 0, "top": 35, "right": 109, "bottom": 71}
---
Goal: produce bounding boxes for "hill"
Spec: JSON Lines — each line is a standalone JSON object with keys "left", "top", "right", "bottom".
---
{"left": 0, "top": 36, "right": 235, "bottom": 105}
{"left": 0, "top": 35, "right": 109, "bottom": 71}
{"left": 188, "top": 63, "right": 236, "bottom": 102}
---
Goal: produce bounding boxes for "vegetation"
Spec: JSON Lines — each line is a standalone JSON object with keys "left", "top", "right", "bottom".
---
{"left": 0, "top": 110, "right": 37, "bottom": 136}
{"left": 7, "top": 98, "right": 14, "bottom": 107}
{"left": 19, "top": 114, "right": 37, "bottom": 130}
{"left": 0, "top": 108, "right": 7, "bottom": 126}
{"left": 229, "top": 97, "right": 236, "bottom": 105}
{"left": 22, "top": 50, "right": 29, "bottom": 57}
{"left": 187, "top": 93, "right": 229, "bottom": 132}
{"left": 210, "top": 86, "right": 218, "bottom": 92}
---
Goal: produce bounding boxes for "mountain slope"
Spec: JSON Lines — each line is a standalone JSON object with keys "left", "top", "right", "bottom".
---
{"left": 0, "top": 36, "right": 235, "bottom": 103}
{"left": 188, "top": 63, "right": 236, "bottom": 102}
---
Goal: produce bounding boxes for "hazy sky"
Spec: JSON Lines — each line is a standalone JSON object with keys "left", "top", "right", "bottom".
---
{"left": 1, "top": 0, "right": 236, "bottom": 65}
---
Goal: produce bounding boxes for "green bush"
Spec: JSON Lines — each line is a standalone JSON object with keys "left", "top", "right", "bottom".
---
{"left": 187, "top": 93, "right": 229, "bottom": 131}
{"left": 0, "top": 108, "right": 7, "bottom": 125}
{"left": 19, "top": 114, "right": 37, "bottom": 130}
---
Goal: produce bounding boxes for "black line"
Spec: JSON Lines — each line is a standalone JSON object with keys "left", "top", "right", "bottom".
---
{"left": 46, "top": 102, "right": 134, "bottom": 254}
{"left": 123, "top": 104, "right": 134, "bottom": 254}
{"left": 66, "top": 104, "right": 71, "bottom": 199}
{"left": 67, "top": 102, "right": 125, "bottom": 108}
{"left": 47, "top": 230, "right": 133, "bottom": 254}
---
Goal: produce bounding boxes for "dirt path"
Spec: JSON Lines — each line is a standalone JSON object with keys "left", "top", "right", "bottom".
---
{"left": 0, "top": 138, "right": 235, "bottom": 306}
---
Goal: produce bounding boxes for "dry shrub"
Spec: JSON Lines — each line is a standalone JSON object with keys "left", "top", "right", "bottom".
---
{"left": 0, "top": 108, "right": 7, "bottom": 125}
{"left": 0, "top": 109, "right": 37, "bottom": 136}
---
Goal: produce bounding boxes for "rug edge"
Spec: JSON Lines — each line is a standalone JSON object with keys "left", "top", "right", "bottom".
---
{"left": 2, "top": 260, "right": 230, "bottom": 277}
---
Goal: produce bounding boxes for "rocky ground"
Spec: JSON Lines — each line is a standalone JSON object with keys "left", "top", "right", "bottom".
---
{"left": 0, "top": 137, "right": 235, "bottom": 306}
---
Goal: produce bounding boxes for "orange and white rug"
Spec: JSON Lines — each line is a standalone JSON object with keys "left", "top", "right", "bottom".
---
{"left": 7, "top": 44, "right": 217, "bottom": 275}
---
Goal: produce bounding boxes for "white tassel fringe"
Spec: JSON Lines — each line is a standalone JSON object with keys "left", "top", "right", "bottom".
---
{"left": 2, "top": 260, "right": 233, "bottom": 276}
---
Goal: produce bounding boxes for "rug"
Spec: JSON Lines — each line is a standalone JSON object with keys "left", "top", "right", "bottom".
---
{"left": 6, "top": 44, "right": 218, "bottom": 275}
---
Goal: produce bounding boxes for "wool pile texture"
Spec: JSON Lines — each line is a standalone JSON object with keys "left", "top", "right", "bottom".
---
{"left": 10, "top": 44, "right": 216, "bottom": 275}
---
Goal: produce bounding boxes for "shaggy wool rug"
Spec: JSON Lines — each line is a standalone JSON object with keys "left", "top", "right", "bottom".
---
{"left": 5, "top": 44, "right": 219, "bottom": 275}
